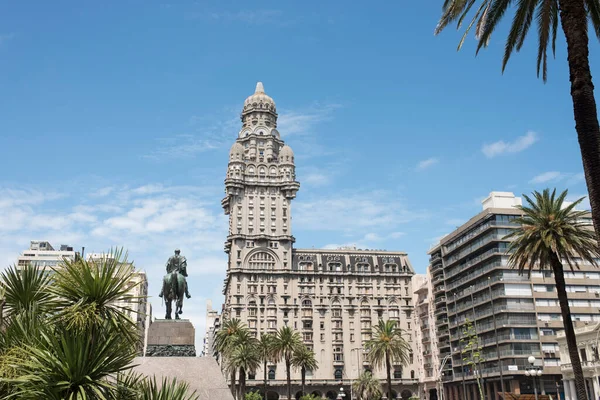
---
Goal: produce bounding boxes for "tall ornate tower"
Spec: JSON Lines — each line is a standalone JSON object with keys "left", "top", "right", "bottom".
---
{"left": 221, "top": 83, "right": 300, "bottom": 321}
{"left": 220, "top": 83, "right": 419, "bottom": 400}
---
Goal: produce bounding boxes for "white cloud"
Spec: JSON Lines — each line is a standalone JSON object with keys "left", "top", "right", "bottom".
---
{"left": 278, "top": 104, "right": 340, "bottom": 137}
{"left": 482, "top": 131, "right": 538, "bottom": 158}
{"left": 530, "top": 171, "right": 563, "bottom": 184}
{"left": 295, "top": 191, "right": 428, "bottom": 233}
{"left": 0, "top": 183, "right": 229, "bottom": 346}
{"left": 529, "top": 171, "right": 586, "bottom": 185}
{"left": 416, "top": 158, "right": 439, "bottom": 171}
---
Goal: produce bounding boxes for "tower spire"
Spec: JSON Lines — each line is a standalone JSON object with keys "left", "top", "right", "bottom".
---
{"left": 255, "top": 82, "right": 265, "bottom": 94}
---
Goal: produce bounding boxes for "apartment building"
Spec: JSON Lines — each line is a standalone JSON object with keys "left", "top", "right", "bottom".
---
{"left": 432, "top": 192, "right": 598, "bottom": 400}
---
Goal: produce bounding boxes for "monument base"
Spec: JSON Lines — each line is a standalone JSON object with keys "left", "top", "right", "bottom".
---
{"left": 145, "top": 319, "right": 196, "bottom": 357}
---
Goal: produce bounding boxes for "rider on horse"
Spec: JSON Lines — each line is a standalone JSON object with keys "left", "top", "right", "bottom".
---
{"left": 159, "top": 249, "right": 191, "bottom": 299}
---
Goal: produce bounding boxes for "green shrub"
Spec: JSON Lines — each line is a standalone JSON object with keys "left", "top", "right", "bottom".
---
{"left": 245, "top": 391, "right": 263, "bottom": 400}
{"left": 300, "top": 395, "right": 321, "bottom": 400}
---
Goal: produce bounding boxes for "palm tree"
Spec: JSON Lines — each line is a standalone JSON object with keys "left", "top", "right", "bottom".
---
{"left": 365, "top": 320, "right": 411, "bottom": 400}
{"left": 257, "top": 333, "right": 276, "bottom": 400}
{"left": 291, "top": 344, "right": 318, "bottom": 397}
{"left": 434, "top": 0, "right": 600, "bottom": 241}
{"left": 215, "top": 319, "right": 249, "bottom": 398}
{"left": 225, "top": 333, "right": 261, "bottom": 400}
{"left": 506, "top": 189, "right": 600, "bottom": 400}
{"left": 273, "top": 326, "right": 302, "bottom": 400}
{"left": 352, "top": 371, "right": 382, "bottom": 400}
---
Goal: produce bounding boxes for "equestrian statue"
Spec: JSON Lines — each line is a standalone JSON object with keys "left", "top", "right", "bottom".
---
{"left": 159, "top": 248, "right": 191, "bottom": 319}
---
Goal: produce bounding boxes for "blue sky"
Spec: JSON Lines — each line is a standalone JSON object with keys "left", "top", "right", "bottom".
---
{"left": 0, "top": 1, "right": 595, "bottom": 342}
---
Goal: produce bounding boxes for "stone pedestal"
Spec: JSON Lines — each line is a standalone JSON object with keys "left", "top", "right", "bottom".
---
{"left": 145, "top": 319, "right": 196, "bottom": 357}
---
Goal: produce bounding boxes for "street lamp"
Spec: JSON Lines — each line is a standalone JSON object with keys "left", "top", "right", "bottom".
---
{"left": 524, "top": 355, "right": 543, "bottom": 400}
{"left": 337, "top": 387, "right": 346, "bottom": 400}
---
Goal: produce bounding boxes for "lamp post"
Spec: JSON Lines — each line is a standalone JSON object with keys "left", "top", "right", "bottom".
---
{"left": 524, "top": 355, "right": 542, "bottom": 400}
{"left": 337, "top": 387, "right": 346, "bottom": 400}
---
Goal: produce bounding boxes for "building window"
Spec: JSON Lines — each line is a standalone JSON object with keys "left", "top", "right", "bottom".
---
{"left": 334, "top": 368, "right": 343, "bottom": 380}
{"left": 268, "top": 368, "right": 276, "bottom": 380}
{"left": 394, "top": 368, "right": 402, "bottom": 379}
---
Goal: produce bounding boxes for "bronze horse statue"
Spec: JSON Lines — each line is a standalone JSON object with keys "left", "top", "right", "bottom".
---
{"left": 159, "top": 249, "right": 191, "bottom": 320}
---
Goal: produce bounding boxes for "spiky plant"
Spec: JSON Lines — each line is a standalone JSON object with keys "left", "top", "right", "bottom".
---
{"left": 434, "top": 0, "right": 600, "bottom": 244}
{"left": 365, "top": 320, "right": 411, "bottom": 400}
{"left": 51, "top": 249, "right": 141, "bottom": 346}
{"left": 137, "top": 376, "right": 199, "bottom": 400}
{"left": 506, "top": 189, "right": 600, "bottom": 400}
{"left": 1, "top": 263, "right": 56, "bottom": 317}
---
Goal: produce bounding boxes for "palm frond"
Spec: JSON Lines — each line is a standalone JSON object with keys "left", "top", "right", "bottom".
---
{"left": 585, "top": 0, "right": 600, "bottom": 40}
{"left": 365, "top": 320, "right": 411, "bottom": 370}
{"left": 505, "top": 189, "right": 600, "bottom": 275}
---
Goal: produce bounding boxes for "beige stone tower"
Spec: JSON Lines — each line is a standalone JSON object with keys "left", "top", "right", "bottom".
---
{"left": 220, "top": 83, "right": 418, "bottom": 400}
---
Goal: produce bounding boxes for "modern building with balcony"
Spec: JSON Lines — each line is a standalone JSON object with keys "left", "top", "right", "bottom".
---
{"left": 557, "top": 322, "right": 600, "bottom": 400}
{"left": 431, "top": 192, "right": 599, "bottom": 400}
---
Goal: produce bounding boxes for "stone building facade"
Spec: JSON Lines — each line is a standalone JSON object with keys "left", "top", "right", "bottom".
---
{"left": 220, "top": 83, "right": 418, "bottom": 400}
{"left": 412, "top": 272, "right": 441, "bottom": 400}
{"left": 557, "top": 322, "right": 600, "bottom": 400}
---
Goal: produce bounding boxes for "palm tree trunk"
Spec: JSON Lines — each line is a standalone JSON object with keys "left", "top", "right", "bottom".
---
{"left": 551, "top": 252, "right": 588, "bottom": 400}
{"left": 286, "top": 357, "right": 292, "bottom": 400}
{"left": 385, "top": 351, "right": 393, "bottom": 400}
{"left": 301, "top": 366, "right": 306, "bottom": 396}
{"left": 264, "top": 360, "right": 268, "bottom": 400}
{"left": 231, "top": 368, "right": 237, "bottom": 399}
{"left": 239, "top": 367, "right": 246, "bottom": 400}
{"left": 557, "top": 0, "right": 600, "bottom": 243}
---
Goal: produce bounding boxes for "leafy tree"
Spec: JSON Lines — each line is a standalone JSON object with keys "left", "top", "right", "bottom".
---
{"left": 257, "top": 333, "right": 277, "bottom": 399}
{"left": 352, "top": 371, "right": 382, "bottom": 400}
{"left": 460, "top": 319, "right": 484, "bottom": 400}
{"left": 365, "top": 320, "right": 410, "bottom": 400}
{"left": 435, "top": 0, "right": 600, "bottom": 241}
{"left": 291, "top": 344, "right": 318, "bottom": 397}
{"left": 273, "top": 326, "right": 302, "bottom": 400}
{"left": 506, "top": 189, "right": 600, "bottom": 400}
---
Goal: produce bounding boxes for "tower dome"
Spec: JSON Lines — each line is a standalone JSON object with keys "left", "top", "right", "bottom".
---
{"left": 279, "top": 145, "right": 294, "bottom": 163}
{"left": 229, "top": 142, "right": 244, "bottom": 162}
{"left": 242, "top": 82, "right": 277, "bottom": 117}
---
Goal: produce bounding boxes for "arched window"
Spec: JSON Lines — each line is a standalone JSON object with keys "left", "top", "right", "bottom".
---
{"left": 268, "top": 298, "right": 276, "bottom": 306}
{"left": 268, "top": 368, "right": 275, "bottom": 380}
{"left": 334, "top": 368, "right": 343, "bottom": 380}
{"left": 410, "top": 370, "right": 415, "bottom": 379}
{"left": 248, "top": 252, "right": 276, "bottom": 270}
{"left": 302, "top": 299, "right": 312, "bottom": 307}
{"left": 248, "top": 167, "right": 255, "bottom": 174}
